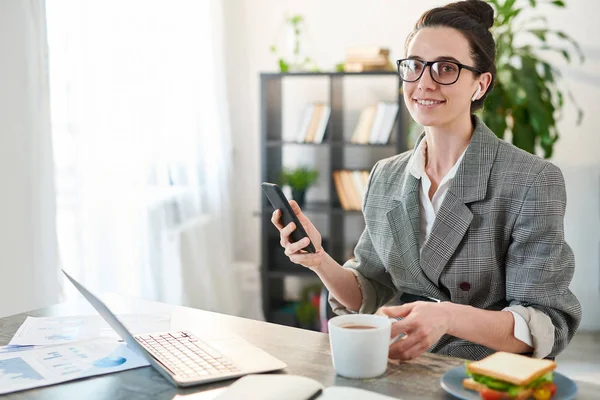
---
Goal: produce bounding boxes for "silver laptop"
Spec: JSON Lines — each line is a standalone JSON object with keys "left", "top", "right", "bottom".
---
{"left": 62, "top": 270, "right": 286, "bottom": 387}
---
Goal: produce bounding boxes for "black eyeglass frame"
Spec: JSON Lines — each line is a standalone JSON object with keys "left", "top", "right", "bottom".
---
{"left": 396, "top": 58, "right": 483, "bottom": 85}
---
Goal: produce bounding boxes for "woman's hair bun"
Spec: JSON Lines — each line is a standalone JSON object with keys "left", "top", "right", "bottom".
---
{"left": 449, "top": 0, "right": 495, "bottom": 29}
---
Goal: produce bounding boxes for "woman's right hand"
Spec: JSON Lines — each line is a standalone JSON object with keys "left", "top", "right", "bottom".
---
{"left": 271, "top": 200, "right": 325, "bottom": 270}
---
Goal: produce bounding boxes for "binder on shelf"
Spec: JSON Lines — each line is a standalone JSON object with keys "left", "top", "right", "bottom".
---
{"left": 296, "top": 103, "right": 331, "bottom": 143}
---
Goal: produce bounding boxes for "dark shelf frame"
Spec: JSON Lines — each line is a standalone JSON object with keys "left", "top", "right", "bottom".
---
{"left": 259, "top": 71, "right": 408, "bottom": 327}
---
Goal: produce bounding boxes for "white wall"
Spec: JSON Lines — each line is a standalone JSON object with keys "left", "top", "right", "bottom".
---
{"left": 0, "top": 1, "right": 61, "bottom": 317}
{"left": 223, "top": 0, "right": 600, "bottom": 330}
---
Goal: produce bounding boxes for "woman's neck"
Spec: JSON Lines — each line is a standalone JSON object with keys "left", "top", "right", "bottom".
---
{"left": 424, "top": 114, "right": 473, "bottom": 178}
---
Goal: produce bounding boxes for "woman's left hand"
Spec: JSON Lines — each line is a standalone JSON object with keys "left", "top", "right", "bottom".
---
{"left": 381, "top": 301, "right": 454, "bottom": 361}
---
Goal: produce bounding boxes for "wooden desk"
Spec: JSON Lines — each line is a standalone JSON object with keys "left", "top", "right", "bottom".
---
{"left": 0, "top": 294, "right": 597, "bottom": 399}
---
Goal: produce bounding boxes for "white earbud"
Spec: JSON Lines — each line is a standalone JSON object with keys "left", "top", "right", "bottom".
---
{"left": 471, "top": 86, "right": 482, "bottom": 102}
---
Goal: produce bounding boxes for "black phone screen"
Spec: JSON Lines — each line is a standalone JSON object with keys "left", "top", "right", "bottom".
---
{"left": 261, "top": 182, "right": 316, "bottom": 253}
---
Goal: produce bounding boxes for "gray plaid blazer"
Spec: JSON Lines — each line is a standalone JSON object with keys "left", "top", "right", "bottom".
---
{"left": 331, "top": 116, "right": 581, "bottom": 360}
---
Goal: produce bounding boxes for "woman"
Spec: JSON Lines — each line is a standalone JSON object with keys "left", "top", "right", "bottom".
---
{"left": 271, "top": 0, "right": 581, "bottom": 361}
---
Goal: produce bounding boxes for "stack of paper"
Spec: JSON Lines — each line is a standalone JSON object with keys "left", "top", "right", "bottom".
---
{"left": 0, "top": 314, "right": 169, "bottom": 394}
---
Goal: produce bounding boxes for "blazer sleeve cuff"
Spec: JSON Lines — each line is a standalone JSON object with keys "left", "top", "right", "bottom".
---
{"left": 328, "top": 268, "right": 378, "bottom": 315}
{"left": 505, "top": 305, "right": 555, "bottom": 358}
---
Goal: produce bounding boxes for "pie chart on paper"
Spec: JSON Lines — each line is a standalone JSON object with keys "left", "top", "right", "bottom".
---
{"left": 92, "top": 356, "right": 127, "bottom": 368}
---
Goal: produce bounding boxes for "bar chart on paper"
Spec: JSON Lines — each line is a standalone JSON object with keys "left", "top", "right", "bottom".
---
{"left": 0, "top": 339, "right": 149, "bottom": 395}
{"left": 0, "top": 357, "right": 44, "bottom": 381}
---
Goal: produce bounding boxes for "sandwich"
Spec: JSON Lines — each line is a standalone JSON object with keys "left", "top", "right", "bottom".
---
{"left": 463, "top": 352, "right": 557, "bottom": 400}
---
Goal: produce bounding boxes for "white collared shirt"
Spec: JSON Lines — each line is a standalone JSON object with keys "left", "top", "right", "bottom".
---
{"left": 407, "top": 138, "right": 467, "bottom": 249}
{"left": 406, "top": 136, "right": 534, "bottom": 348}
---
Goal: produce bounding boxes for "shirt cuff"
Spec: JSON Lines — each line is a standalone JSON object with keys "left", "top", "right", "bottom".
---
{"left": 504, "top": 309, "right": 533, "bottom": 346}
{"left": 503, "top": 305, "right": 555, "bottom": 358}
{"left": 328, "top": 268, "right": 378, "bottom": 315}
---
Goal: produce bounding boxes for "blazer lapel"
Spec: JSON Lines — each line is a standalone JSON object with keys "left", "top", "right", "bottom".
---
{"left": 387, "top": 135, "right": 449, "bottom": 300}
{"left": 419, "top": 116, "right": 499, "bottom": 285}
{"left": 419, "top": 192, "right": 473, "bottom": 284}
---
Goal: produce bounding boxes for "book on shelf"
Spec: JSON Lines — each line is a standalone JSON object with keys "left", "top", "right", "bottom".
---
{"left": 346, "top": 56, "right": 389, "bottom": 67}
{"left": 341, "top": 170, "right": 361, "bottom": 211}
{"left": 346, "top": 47, "right": 390, "bottom": 58}
{"left": 344, "top": 62, "right": 394, "bottom": 73}
{"left": 350, "top": 102, "right": 399, "bottom": 145}
{"left": 296, "top": 103, "right": 331, "bottom": 143}
{"left": 351, "top": 105, "right": 377, "bottom": 144}
{"left": 333, "top": 170, "right": 370, "bottom": 211}
{"left": 343, "top": 47, "right": 394, "bottom": 72}
{"left": 332, "top": 171, "right": 351, "bottom": 211}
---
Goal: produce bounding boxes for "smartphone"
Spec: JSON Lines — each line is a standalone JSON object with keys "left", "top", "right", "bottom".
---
{"left": 261, "top": 182, "right": 316, "bottom": 253}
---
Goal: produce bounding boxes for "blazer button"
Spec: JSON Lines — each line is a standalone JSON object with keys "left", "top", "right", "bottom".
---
{"left": 459, "top": 282, "right": 471, "bottom": 291}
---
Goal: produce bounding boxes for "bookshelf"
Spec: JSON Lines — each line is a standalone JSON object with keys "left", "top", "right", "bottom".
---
{"left": 259, "top": 71, "right": 408, "bottom": 330}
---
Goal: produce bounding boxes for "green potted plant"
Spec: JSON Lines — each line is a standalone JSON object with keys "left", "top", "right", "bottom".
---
{"left": 270, "top": 15, "right": 319, "bottom": 72}
{"left": 482, "top": 0, "right": 584, "bottom": 158}
{"left": 294, "top": 283, "right": 322, "bottom": 330}
{"left": 281, "top": 167, "right": 319, "bottom": 208}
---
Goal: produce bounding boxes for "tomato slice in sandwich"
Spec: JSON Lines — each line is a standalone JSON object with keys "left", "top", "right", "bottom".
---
{"left": 480, "top": 387, "right": 505, "bottom": 400}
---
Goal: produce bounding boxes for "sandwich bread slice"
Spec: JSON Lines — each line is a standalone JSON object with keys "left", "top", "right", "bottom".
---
{"left": 463, "top": 352, "right": 557, "bottom": 399}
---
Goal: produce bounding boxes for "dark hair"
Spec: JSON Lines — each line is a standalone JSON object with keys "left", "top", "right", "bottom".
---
{"left": 405, "top": 0, "right": 496, "bottom": 112}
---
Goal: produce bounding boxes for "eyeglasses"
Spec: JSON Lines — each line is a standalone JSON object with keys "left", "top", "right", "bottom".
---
{"left": 396, "top": 59, "right": 482, "bottom": 85}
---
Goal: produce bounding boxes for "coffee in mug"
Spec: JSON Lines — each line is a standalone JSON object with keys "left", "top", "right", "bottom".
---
{"left": 340, "top": 324, "right": 376, "bottom": 330}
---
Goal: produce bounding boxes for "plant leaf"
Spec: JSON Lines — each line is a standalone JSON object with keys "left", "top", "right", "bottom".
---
{"left": 553, "top": 30, "right": 586, "bottom": 62}
{"left": 278, "top": 59, "right": 289, "bottom": 73}
{"left": 527, "top": 28, "right": 547, "bottom": 41}
{"left": 504, "top": 8, "right": 522, "bottom": 23}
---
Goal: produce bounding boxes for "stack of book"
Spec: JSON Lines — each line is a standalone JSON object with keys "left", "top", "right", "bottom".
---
{"left": 344, "top": 47, "right": 393, "bottom": 73}
{"left": 295, "top": 103, "right": 331, "bottom": 143}
{"left": 332, "top": 170, "right": 370, "bottom": 211}
{"left": 350, "top": 102, "right": 399, "bottom": 144}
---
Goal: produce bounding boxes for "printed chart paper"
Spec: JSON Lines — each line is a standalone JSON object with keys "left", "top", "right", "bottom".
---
{"left": 0, "top": 338, "right": 150, "bottom": 395}
{"left": 9, "top": 314, "right": 170, "bottom": 346}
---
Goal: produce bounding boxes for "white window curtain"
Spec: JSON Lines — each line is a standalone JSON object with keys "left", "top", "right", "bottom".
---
{"left": 0, "top": 0, "right": 60, "bottom": 318}
{"left": 46, "top": 0, "right": 241, "bottom": 315}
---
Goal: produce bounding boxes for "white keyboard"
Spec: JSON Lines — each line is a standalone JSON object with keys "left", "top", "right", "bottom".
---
{"left": 135, "top": 331, "right": 240, "bottom": 378}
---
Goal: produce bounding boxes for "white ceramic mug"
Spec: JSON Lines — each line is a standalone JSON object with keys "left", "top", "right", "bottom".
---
{"left": 328, "top": 314, "right": 392, "bottom": 379}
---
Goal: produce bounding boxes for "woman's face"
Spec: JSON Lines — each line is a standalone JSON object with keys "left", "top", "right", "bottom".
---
{"left": 403, "top": 27, "right": 484, "bottom": 129}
